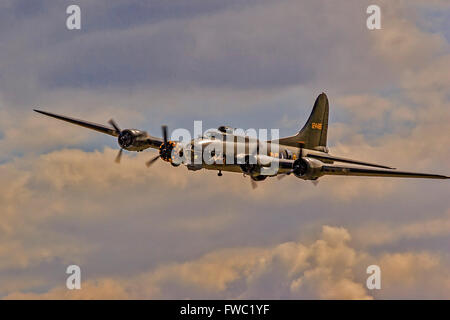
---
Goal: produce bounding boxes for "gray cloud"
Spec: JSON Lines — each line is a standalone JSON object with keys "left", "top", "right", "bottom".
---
{"left": 0, "top": 0, "right": 394, "bottom": 106}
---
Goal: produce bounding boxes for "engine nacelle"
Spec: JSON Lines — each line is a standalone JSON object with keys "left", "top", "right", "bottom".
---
{"left": 293, "top": 157, "right": 324, "bottom": 180}
{"left": 159, "top": 141, "right": 183, "bottom": 167}
{"left": 118, "top": 129, "right": 153, "bottom": 152}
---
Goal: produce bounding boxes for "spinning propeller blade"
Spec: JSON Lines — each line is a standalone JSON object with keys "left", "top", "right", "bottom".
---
{"left": 146, "top": 155, "right": 160, "bottom": 167}
{"left": 115, "top": 148, "right": 123, "bottom": 164}
{"left": 108, "top": 119, "right": 121, "bottom": 134}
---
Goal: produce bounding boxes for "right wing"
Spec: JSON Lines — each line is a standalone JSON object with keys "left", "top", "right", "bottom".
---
{"left": 307, "top": 153, "right": 394, "bottom": 169}
{"left": 34, "top": 109, "right": 119, "bottom": 137}
{"left": 322, "top": 165, "right": 449, "bottom": 179}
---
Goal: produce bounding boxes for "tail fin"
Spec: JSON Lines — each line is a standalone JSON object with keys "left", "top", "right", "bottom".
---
{"left": 277, "top": 93, "right": 329, "bottom": 150}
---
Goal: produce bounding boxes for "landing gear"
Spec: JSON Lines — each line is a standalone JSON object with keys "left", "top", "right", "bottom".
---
{"left": 218, "top": 170, "right": 223, "bottom": 177}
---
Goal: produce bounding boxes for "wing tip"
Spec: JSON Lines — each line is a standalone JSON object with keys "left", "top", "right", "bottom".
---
{"left": 34, "top": 109, "right": 48, "bottom": 115}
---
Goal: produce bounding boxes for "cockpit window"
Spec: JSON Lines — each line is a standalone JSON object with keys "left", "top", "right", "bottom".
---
{"left": 218, "top": 126, "right": 234, "bottom": 134}
{"left": 203, "top": 129, "right": 223, "bottom": 139}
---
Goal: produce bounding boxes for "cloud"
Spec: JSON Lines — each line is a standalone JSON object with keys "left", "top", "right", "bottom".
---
{"left": 5, "top": 225, "right": 450, "bottom": 300}
{"left": 0, "top": 0, "right": 396, "bottom": 106}
{"left": 352, "top": 209, "right": 450, "bottom": 247}
{"left": 378, "top": 252, "right": 450, "bottom": 299}
{"left": 3, "top": 226, "right": 372, "bottom": 299}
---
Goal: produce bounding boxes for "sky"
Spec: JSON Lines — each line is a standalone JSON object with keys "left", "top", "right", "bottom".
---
{"left": 0, "top": 0, "right": 449, "bottom": 299}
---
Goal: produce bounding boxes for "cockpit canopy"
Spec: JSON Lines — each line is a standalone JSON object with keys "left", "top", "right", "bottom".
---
{"left": 203, "top": 129, "right": 224, "bottom": 139}
{"left": 217, "top": 126, "right": 234, "bottom": 134}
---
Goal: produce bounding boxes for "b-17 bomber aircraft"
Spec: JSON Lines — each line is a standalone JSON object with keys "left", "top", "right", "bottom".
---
{"left": 34, "top": 93, "right": 449, "bottom": 188}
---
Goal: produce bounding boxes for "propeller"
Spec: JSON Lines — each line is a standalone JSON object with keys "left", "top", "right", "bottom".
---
{"left": 146, "top": 155, "right": 160, "bottom": 167}
{"left": 115, "top": 148, "right": 123, "bottom": 164}
{"left": 162, "top": 125, "right": 168, "bottom": 144}
{"left": 108, "top": 119, "right": 121, "bottom": 134}
{"left": 250, "top": 178, "right": 258, "bottom": 190}
{"left": 146, "top": 125, "right": 169, "bottom": 168}
{"left": 109, "top": 119, "right": 124, "bottom": 164}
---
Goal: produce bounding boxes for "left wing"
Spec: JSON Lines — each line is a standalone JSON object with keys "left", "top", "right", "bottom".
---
{"left": 321, "top": 165, "right": 449, "bottom": 179}
{"left": 34, "top": 109, "right": 119, "bottom": 137}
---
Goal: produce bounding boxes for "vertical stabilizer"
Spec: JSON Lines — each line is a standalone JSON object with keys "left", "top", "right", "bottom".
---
{"left": 277, "top": 93, "right": 329, "bottom": 150}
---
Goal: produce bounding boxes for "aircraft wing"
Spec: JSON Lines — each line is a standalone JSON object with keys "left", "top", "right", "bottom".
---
{"left": 34, "top": 109, "right": 119, "bottom": 137}
{"left": 306, "top": 153, "right": 394, "bottom": 169}
{"left": 321, "top": 165, "right": 449, "bottom": 179}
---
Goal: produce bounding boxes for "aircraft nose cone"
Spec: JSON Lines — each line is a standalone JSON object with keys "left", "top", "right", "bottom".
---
{"left": 118, "top": 130, "right": 133, "bottom": 148}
